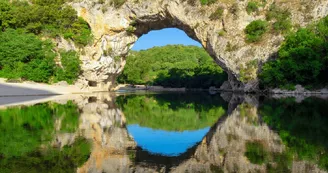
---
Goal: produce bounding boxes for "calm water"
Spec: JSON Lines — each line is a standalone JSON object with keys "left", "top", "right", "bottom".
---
{"left": 0, "top": 92, "right": 327, "bottom": 173}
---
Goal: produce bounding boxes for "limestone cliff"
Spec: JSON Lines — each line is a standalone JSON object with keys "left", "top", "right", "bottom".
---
{"left": 68, "top": 0, "right": 328, "bottom": 91}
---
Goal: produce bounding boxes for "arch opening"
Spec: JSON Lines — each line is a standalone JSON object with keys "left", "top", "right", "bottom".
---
{"left": 116, "top": 28, "right": 228, "bottom": 90}
{"left": 76, "top": 0, "right": 252, "bottom": 92}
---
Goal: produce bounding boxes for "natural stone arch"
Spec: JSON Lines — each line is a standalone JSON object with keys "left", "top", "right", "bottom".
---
{"left": 70, "top": 0, "right": 328, "bottom": 92}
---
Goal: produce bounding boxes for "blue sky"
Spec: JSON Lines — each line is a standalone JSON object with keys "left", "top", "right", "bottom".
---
{"left": 132, "top": 28, "right": 202, "bottom": 51}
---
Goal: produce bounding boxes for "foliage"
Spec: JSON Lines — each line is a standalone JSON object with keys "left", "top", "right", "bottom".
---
{"left": 266, "top": 3, "right": 292, "bottom": 33}
{"left": 260, "top": 97, "right": 328, "bottom": 171}
{"left": 126, "top": 25, "right": 136, "bottom": 35}
{"left": 0, "top": 101, "right": 89, "bottom": 173}
{"left": 0, "top": 0, "right": 86, "bottom": 84}
{"left": 0, "top": 0, "right": 92, "bottom": 46}
{"left": 0, "top": 137, "right": 91, "bottom": 173}
{"left": 0, "top": 29, "right": 56, "bottom": 82}
{"left": 116, "top": 93, "right": 228, "bottom": 131}
{"left": 245, "top": 141, "right": 269, "bottom": 165}
{"left": 259, "top": 16, "right": 328, "bottom": 89}
{"left": 209, "top": 7, "right": 224, "bottom": 20}
{"left": 245, "top": 20, "right": 268, "bottom": 42}
{"left": 54, "top": 50, "right": 81, "bottom": 84}
{"left": 246, "top": 2, "right": 259, "bottom": 14}
{"left": 117, "top": 45, "right": 227, "bottom": 88}
{"left": 0, "top": 29, "right": 81, "bottom": 83}
{"left": 0, "top": 101, "right": 80, "bottom": 158}
{"left": 200, "top": 0, "right": 217, "bottom": 5}
{"left": 111, "top": 0, "right": 127, "bottom": 8}
{"left": 239, "top": 60, "right": 258, "bottom": 82}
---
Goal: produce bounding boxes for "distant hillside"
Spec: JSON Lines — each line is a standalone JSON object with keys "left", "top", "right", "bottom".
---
{"left": 117, "top": 45, "right": 227, "bottom": 88}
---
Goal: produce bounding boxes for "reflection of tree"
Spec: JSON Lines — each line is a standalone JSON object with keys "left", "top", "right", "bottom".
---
{"left": 116, "top": 93, "right": 228, "bottom": 131}
{"left": 1, "top": 137, "right": 91, "bottom": 173}
{"left": 260, "top": 97, "right": 328, "bottom": 171}
{"left": 0, "top": 102, "right": 91, "bottom": 173}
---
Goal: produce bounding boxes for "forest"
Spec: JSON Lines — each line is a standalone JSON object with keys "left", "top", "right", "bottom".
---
{"left": 117, "top": 45, "right": 228, "bottom": 88}
{"left": 259, "top": 15, "right": 328, "bottom": 90}
{"left": 0, "top": 0, "right": 91, "bottom": 84}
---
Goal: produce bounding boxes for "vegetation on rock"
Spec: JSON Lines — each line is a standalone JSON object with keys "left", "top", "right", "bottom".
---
{"left": 117, "top": 45, "right": 227, "bottom": 88}
{"left": 0, "top": 0, "right": 92, "bottom": 46}
{"left": 55, "top": 51, "right": 82, "bottom": 84}
{"left": 245, "top": 141, "right": 269, "bottom": 165}
{"left": 0, "top": 29, "right": 81, "bottom": 83}
{"left": 209, "top": 6, "right": 224, "bottom": 20}
{"left": 200, "top": 0, "right": 217, "bottom": 6}
{"left": 266, "top": 3, "right": 292, "bottom": 34}
{"left": 0, "top": 0, "right": 85, "bottom": 84}
{"left": 259, "top": 16, "right": 328, "bottom": 89}
{"left": 245, "top": 20, "right": 268, "bottom": 43}
{"left": 246, "top": 1, "right": 259, "bottom": 14}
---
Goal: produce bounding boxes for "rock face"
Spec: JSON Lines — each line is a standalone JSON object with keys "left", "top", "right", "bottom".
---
{"left": 69, "top": 0, "right": 328, "bottom": 91}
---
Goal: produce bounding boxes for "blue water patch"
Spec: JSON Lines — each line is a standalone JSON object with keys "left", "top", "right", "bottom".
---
{"left": 127, "top": 124, "right": 210, "bottom": 156}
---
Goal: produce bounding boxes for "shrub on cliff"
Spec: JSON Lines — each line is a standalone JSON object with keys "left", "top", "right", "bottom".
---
{"left": 209, "top": 7, "right": 224, "bottom": 20}
{"left": 266, "top": 3, "right": 292, "bottom": 34}
{"left": 246, "top": 2, "right": 259, "bottom": 14}
{"left": 54, "top": 51, "right": 81, "bottom": 84}
{"left": 245, "top": 20, "right": 268, "bottom": 42}
{"left": 200, "top": 0, "right": 217, "bottom": 5}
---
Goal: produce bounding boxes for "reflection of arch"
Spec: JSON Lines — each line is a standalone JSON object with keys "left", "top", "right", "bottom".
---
{"left": 130, "top": 114, "right": 228, "bottom": 172}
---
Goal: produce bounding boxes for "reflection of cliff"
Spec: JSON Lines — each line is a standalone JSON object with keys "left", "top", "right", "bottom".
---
{"left": 73, "top": 94, "right": 136, "bottom": 173}
{"left": 51, "top": 93, "right": 327, "bottom": 173}
{"left": 171, "top": 103, "right": 284, "bottom": 173}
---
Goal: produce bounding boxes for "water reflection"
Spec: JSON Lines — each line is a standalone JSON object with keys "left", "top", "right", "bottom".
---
{"left": 0, "top": 92, "right": 327, "bottom": 173}
{"left": 260, "top": 97, "right": 328, "bottom": 172}
{"left": 127, "top": 125, "right": 210, "bottom": 156}
{"left": 0, "top": 101, "right": 90, "bottom": 172}
{"left": 117, "top": 93, "right": 227, "bottom": 156}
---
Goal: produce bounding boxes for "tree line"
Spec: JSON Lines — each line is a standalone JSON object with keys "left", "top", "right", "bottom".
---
{"left": 117, "top": 45, "right": 228, "bottom": 88}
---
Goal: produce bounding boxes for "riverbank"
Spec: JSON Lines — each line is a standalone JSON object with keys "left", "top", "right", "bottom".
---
{"left": 269, "top": 85, "right": 328, "bottom": 94}
{"left": 114, "top": 84, "right": 187, "bottom": 92}
{"left": 1, "top": 78, "right": 328, "bottom": 98}
{"left": 0, "top": 78, "right": 87, "bottom": 96}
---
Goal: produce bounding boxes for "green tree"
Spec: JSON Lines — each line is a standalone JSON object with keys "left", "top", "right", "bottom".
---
{"left": 117, "top": 45, "right": 227, "bottom": 88}
{"left": 259, "top": 16, "right": 328, "bottom": 89}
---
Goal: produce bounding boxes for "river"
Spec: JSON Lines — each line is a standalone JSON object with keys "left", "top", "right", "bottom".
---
{"left": 0, "top": 92, "right": 327, "bottom": 173}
